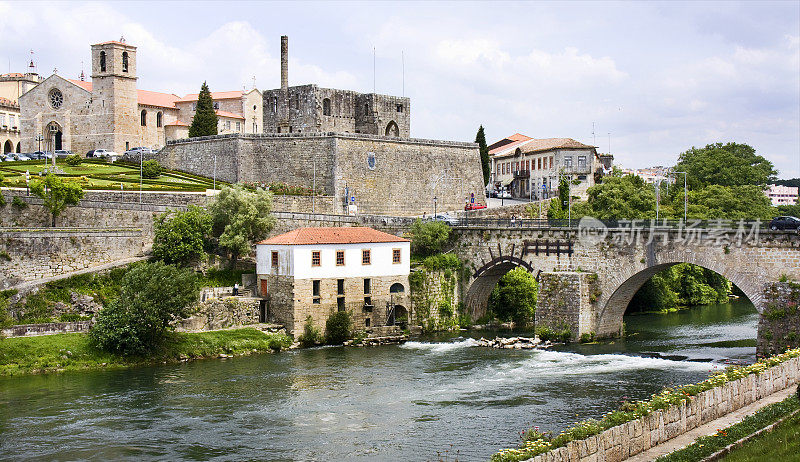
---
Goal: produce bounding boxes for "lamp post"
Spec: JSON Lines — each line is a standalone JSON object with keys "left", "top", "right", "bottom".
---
{"left": 213, "top": 154, "right": 217, "bottom": 190}
{"left": 49, "top": 125, "right": 58, "bottom": 168}
{"left": 139, "top": 150, "right": 143, "bottom": 206}
{"left": 673, "top": 171, "right": 688, "bottom": 222}
{"left": 433, "top": 196, "right": 438, "bottom": 217}
{"left": 36, "top": 135, "right": 44, "bottom": 168}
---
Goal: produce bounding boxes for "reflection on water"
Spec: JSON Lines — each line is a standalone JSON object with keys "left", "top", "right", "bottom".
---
{"left": 0, "top": 300, "right": 757, "bottom": 461}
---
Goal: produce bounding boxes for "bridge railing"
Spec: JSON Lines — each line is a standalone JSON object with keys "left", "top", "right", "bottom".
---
{"left": 451, "top": 217, "right": 774, "bottom": 230}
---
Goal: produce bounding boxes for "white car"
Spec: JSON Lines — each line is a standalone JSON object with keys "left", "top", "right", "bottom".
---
{"left": 88, "top": 149, "right": 119, "bottom": 161}
{"left": 499, "top": 190, "right": 512, "bottom": 199}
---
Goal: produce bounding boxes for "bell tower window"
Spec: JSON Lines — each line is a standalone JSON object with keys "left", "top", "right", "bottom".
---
{"left": 99, "top": 51, "right": 106, "bottom": 72}
{"left": 122, "top": 52, "right": 129, "bottom": 73}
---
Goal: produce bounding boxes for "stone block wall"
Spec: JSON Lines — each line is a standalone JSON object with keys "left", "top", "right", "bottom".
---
{"left": 0, "top": 228, "right": 146, "bottom": 288}
{"left": 535, "top": 272, "right": 602, "bottom": 340}
{"left": 758, "top": 281, "right": 800, "bottom": 356}
{"left": 521, "top": 356, "right": 800, "bottom": 462}
{"left": 1, "top": 321, "right": 93, "bottom": 338}
{"left": 410, "top": 268, "right": 462, "bottom": 329}
{"left": 176, "top": 297, "right": 261, "bottom": 332}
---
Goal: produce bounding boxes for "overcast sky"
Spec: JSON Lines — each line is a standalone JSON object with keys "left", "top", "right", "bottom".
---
{"left": 1, "top": 1, "right": 798, "bottom": 178}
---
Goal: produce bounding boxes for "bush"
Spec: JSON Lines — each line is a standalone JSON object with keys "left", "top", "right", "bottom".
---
{"left": 152, "top": 206, "right": 212, "bottom": 266}
{"left": 488, "top": 268, "right": 538, "bottom": 326}
{"left": 268, "top": 334, "right": 293, "bottom": 352}
{"left": 11, "top": 196, "right": 27, "bottom": 209}
{"left": 90, "top": 262, "right": 200, "bottom": 356}
{"left": 65, "top": 154, "right": 82, "bottom": 166}
{"left": 298, "top": 315, "right": 322, "bottom": 347}
{"left": 141, "top": 159, "right": 163, "bottom": 179}
{"left": 325, "top": 311, "right": 352, "bottom": 345}
{"left": 409, "top": 219, "right": 451, "bottom": 257}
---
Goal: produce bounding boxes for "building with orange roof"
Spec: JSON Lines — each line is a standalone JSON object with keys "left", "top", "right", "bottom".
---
{"left": 256, "top": 226, "right": 410, "bottom": 335}
{"left": 1, "top": 69, "right": 43, "bottom": 154}
{"left": 489, "top": 134, "right": 609, "bottom": 200}
{"left": 16, "top": 39, "right": 261, "bottom": 155}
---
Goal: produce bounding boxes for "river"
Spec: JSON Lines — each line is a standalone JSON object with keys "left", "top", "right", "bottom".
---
{"left": 0, "top": 299, "right": 757, "bottom": 461}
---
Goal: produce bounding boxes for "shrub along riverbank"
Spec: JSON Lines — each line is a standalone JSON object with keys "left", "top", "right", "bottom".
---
{"left": 0, "top": 328, "right": 293, "bottom": 376}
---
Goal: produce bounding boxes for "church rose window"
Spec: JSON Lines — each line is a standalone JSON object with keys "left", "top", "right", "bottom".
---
{"left": 48, "top": 89, "right": 63, "bottom": 109}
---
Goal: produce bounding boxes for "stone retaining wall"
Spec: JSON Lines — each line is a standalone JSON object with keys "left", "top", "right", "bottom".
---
{"left": 0, "top": 228, "right": 146, "bottom": 288}
{"left": 523, "top": 356, "right": 800, "bottom": 462}
{"left": 1, "top": 321, "right": 92, "bottom": 338}
{"left": 758, "top": 281, "right": 800, "bottom": 356}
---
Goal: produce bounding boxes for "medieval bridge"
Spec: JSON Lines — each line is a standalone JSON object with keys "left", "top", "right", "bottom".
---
{"left": 451, "top": 218, "right": 800, "bottom": 340}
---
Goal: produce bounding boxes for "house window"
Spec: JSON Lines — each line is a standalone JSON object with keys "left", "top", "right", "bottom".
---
{"left": 578, "top": 156, "right": 587, "bottom": 170}
{"left": 122, "top": 52, "right": 129, "bottom": 73}
{"left": 236, "top": 122, "right": 241, "bottom": 131}
{"left": 140, "top": 110, "right": 147, "bottom": 126}
{"left": 311, "top": 251, "right": 321, "bottom": 266}
{"left": 364, "top": 278, "right": 371, "bottom": 295}
{"left": 362, "top": 249, "right": 371, "bottom": 265}
{"left": 336, "top": 250, "right": 345, "bottom": 266}
{"left": 271, "top": 251, "right": 278, "bottom": 268}
{"left": 564, "top": 156, "right": 573, "bottom": 168}
{"left": 396, "top": 104, "right": 403, "bottom": 113}
{"left": 312, "top": 280, "right": 321, "bottom": 304}
{"left": 392, "top": 248, "right": 401, "bottom": 264}
{"left": 337, "top": 279, "right": 345, "bottom": 295}
{"left": 550, "top": 156, "right": 554, "bottom": 169}
{"left": 225, "top": 120, "right": 231, "bottom": 130}
{"left": 156, "top": 112, "right": 163, "bottom": 127}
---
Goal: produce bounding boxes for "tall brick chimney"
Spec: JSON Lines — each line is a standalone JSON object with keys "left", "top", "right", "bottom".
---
{"left": 280, "top": 35, "right": 288, "bottom": 93}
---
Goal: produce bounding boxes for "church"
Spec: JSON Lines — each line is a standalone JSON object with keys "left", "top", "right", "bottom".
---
{"left": 18, "top": 39, "right": 262, "bottom": 155}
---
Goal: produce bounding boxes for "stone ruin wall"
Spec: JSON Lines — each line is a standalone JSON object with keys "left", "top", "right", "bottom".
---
{"left": 758, "top": 281, "right": 800, "bottom": 356}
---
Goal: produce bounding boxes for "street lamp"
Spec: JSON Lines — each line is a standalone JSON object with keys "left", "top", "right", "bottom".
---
{"left": 36, "top": 135, "right": 44, "bottom": 168}
{"left": 49, "top": 125, "right": 58, "bottom": 168}
{"left": 213, "top": 154, "right": 217, "bottom": 190}
{"left": 433, "top": 196, "right": 438, "bottom": 217}
{"left": 673, "top": 171, "right": 688, "bottom": 222}
{"left": 139, "top": 150, "right": 143, "bottom": 206}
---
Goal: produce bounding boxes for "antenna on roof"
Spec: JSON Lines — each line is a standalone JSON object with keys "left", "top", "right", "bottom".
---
{"left": 592, "top": 122, "right": 596, "bottom": 146}
{"left": 80, "top": 61, "right": 85, "bottom": 81}
{"left": 608, "top": 132, "right": 611, "bottom": 155}
{"left": 373, "top": 46, "right": 376, "bottom": 93}
{"left": 28, "top": 49, "right": 36, "bottom": 74}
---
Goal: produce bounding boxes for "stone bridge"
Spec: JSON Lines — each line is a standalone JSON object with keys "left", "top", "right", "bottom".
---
{"left": 453, "top": 220, "right": 800, "bottom": 342}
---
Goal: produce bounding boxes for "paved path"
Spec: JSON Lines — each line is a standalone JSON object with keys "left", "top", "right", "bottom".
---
{"left": 626, "top": 385, "right": 797, "bottom": 461}
{"left": 8, "top": 256, "right": 148, "bottom": 293}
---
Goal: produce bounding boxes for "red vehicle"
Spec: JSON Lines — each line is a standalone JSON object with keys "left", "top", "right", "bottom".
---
{"left": 465, "top": 203, "right": 487, "bottom": 211}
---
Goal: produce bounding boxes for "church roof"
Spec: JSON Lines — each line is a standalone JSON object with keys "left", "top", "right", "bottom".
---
{"left": 165, "top": 120, "right": 189, "bottom": 127}
{"left": 258, "top": 227, "right": 409, "bottom": 246}
{"left": 176, "top": 91, "right": 244, "bottom": 102}
{"left": 215, "top": 110, "right": 245, "bottom": 120}
{"left": 66, "top": 79, "right": 180, "bottom": 109}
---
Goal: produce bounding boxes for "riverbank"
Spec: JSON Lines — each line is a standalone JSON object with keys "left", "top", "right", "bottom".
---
{"left": 0, "top": 327, "right": 293, "bottom": 376}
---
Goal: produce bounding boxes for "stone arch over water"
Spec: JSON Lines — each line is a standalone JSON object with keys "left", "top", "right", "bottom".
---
{"left": 464, "top": 255, "right": 534, "bottom": 319}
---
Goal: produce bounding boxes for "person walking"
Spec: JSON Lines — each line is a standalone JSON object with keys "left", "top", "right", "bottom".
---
{"left": 233, "top": 283, "right": 239, "bottom": 296}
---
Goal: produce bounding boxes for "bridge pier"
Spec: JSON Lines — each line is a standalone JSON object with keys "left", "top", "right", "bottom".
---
{"left": 535, "top": 272, "right": 615, "bottom": 341}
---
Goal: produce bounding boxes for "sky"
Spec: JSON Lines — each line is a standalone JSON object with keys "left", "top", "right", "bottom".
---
{"left": 1, "top": 1, "right": 798, "bottom": 178}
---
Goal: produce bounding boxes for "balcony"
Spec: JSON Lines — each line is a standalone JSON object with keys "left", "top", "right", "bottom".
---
{"left": 514, "top": 169, "right": 530, "bottom": 178}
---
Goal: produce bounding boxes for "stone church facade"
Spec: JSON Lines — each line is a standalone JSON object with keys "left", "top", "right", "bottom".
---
{"left": 18, "top": 40, "right": 262, "bottom": 155}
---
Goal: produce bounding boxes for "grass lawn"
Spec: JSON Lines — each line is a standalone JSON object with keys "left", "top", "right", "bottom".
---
{"left": 656, "top": 392, "right": 800, "bottom": 462}
{"left": 0, "top": 159, "right": 215, "bottom": 192}
{"left": 722, "top": 407, "right": 800, "bottom": 462}
{"left": 0, "top": 328, "right": 293, "bottom": 376}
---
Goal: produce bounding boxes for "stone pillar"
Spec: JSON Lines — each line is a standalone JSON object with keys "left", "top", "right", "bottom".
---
{"left": 280, "top": 35, "right": 289, "bottom": 93}
{"left": 535, "top": 272, "right": 602, "bottom": 341}
{"left": 757, "top": 281, "right": 800, "bottom": 357}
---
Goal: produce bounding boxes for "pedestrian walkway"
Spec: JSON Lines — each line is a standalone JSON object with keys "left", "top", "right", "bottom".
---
{"left": 625, "top": 385, "right": 797, "bottom": 461}
{"left": 9, "top": 256, "right": 148, "bottom": 293}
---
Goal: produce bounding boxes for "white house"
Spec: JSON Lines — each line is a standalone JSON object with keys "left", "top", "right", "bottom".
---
{"left": 256, "top": 227, "right": 410, "bottom": 335}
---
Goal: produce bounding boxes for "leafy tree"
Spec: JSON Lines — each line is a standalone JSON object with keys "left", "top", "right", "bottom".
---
{"left": 583, "top": 174, "right": 657, "bottom": 220}
{"left": 207, "top": 185, "right": 275, "bottom": 267}
{"left": 152, "top": 206, "right": 212, "bottom": 266}
{"left": 628, "top": 273, "right": 678, "bottom": 312}
{"left": 487, "top": 267, "right": 538, "bottom": 326}
{"left": 777, "top": 204, "right": 800, "bottom": 217}
{"left": 774, "top": 178, "right": 800, "bottom": 188}
{"left": 141, "top": 159, "right": 163, "bottom": 179}
{"left": 408, "top": 219, "right": 451, "bottom": 257}
{"left": 90, "top": 262, "right": 200, "bottom": 355}
{"left": 475, "top": 125, "right": 491, "bottom": 185}
{"left": 189, "top": 81, "right": 218, "bottom": 138}
{"left": 30, "top": 173, "right": 84, "bottom": 226}
{"left": 686, "top": 185, "right": 775, "bottom": 220}
{"left": 629, "top": 263, "right": 730, "bottom": 312}
{"left": 325, "top": 311, "right": 352, "bottom": 345}
{"left": 675, "top": 142, "right": 777, "bottom": 189}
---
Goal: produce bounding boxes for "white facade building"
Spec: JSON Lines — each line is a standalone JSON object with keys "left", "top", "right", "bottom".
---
{"left": 766, "top": 184, "right": 798, "bottom": 206}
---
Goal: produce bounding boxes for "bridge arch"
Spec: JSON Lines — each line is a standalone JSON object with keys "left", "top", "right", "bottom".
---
{"left": 464, "top": 255, "right": 534, "bottom": 319}
{"left": 596, "top": 258, "right": 762, "bottom": 337}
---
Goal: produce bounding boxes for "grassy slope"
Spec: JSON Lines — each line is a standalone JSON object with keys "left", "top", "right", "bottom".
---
{"left": 0, "top": 328, "right": 291, "bottom": 376}
{"left": 722, "top": 408, "right": 800, "bottom": 462}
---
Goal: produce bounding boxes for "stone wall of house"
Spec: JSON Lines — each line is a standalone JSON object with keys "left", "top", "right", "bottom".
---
{"left": 758, "top": 281, "right": 800, "bottom": 356}
{"left": 0, "top": 228, "right": 146, "bottom": 288}
{"left": 535, "top": 272, "right": 602, "bottom": 340}
{"left": 520, "top": 356, "right": 800, "bottom": 462}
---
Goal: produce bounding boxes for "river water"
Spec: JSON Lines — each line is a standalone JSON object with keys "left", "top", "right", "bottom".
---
{"left": 0, "top": 299, "right": 757, "bottom": 461}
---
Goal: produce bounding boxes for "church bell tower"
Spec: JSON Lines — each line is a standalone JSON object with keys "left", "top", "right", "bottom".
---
{"left": 89, "top": 38, "right": 138, "bottom": 153}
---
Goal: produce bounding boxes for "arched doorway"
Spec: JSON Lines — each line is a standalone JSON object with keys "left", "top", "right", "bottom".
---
{"left": 45, "top": 122, "right": 63, "bottom": 151}
{"left": 388, "top": 305, "right": 408, "bottom": 327}
{"left": 385, "top": 120, "right": 399, "bottom": 137}
{"left": 390, "top": 283, "right": 405, "bottom": 294}
{"left": 3, "top": 140, "right": 12, "bottom": 154}
{"left": 15, "top": 142, "right": 20, "bottom": 153}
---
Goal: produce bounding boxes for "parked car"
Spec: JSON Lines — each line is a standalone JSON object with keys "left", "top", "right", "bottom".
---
{"left": 86, "top": 149, "right": 119, "bottom": 160}
{"left": 14, "top": 154, "right": 31, "bottom": 161}
{"left": 2, "top": 154, "right": 16, "bottom": 162}
{"left": 31, "top": 151, "right": 53, "bottom": 160}
{"left": 465, "top": 203, "right": 487, "bottom": 211}
{"left": 429, "top": 213, "right": 459, "bottom": 226}
{"left": 124, "top": 147, "right": 154, "bottom": 156}
{"left": 768, "top": 216, "right": 800, "bottom": 232}
{"left": 498, "top": 190, "right": 512, "bottom": 199}
{"left": 54, "top": 150, "right": 73, "bottom": 157}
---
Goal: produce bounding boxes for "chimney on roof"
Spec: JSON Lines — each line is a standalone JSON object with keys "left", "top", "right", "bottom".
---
{"left": 280, "top": 35, "right": 288, "bottom": 93}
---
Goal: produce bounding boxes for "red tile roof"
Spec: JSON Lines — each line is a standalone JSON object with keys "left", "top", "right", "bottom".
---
{"left": 177, "top": 91, "right": 244, "bottom": 102}
{"left": 508, "top": 133, "right": 532, "bottom": 142}
{"left": 0, "top": 97, "right": 19, "bottom": 108}
{"left": 258, "top": 227, "right": 409, "bottom": 245}
{"left": 165, "top": 120, "right": 189, "bottom": 127}
{"left": 1, "top": 73, "right": 24, "bottom": 78}
{"left": 67, "top": 79, "right": 180, "bottom": 108}
{"left": 215, "top": 110, "right": 244, "bottom": 120}
{"left": 491, "top": 137, "right": 596, "bottom": 158}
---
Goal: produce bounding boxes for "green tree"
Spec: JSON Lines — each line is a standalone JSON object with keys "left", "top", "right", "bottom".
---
{"left": 30, "top": 173, "right": 84, "bottom": 226}
{"left": 325, "top": 311, "right": 352, "bottom": 344}
{"left": 141, "top": 159, "right": 163, "bottom": 179}
{"left": 675, "top": 142, "right": 777, "bottom": 189}
{"left": 152, "top": 206, "right": 212, "bottom": 266}
{"left": 583, "top": 174, "right": 657, "bottom": 220}
{"left": 475, "top": 125, "right": 491, "bottom": 185}
{"left": 189, "top": 81, "right": 218, "bottom": 138}
{"left": 207, "top": 185, "right": 275, "bottom": 267}
{"left": 90, "top": 262, "right": 200, "bottom": 355}
{"left": 487, "top": 267, "right": 538, "bottom": 326}
{"left": 298, "top": 315, "right": 322, "bottom": 347}
{"left": 686, "top": 185, "right": 775, "bottom": 220}
{"left": 408, "top": 219, "right": 451, "bottom": 257}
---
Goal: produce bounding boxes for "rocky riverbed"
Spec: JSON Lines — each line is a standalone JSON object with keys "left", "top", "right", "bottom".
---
{"left": 476, "top": 336, "right": 555, "bottom": 349}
